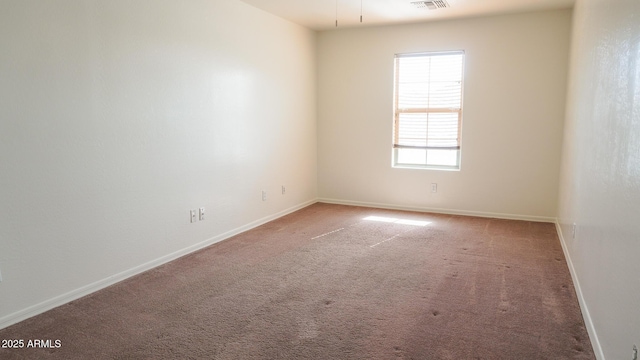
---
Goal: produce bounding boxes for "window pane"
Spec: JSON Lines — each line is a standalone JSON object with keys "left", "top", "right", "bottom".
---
{"left": 426, "top": 149, "right": 458, "bottom": 167}
{"left": 397, "top": 148, "right": 427, "bottom": 165}
{"left": 393, "top": 51, "right": 464, "bottom": 170}
{"left": 426, "top": 113, "right": 459, "bottom": 148}
{"left": 397, "top": 113, "right": 428, "bottom": 147}
{"left": 397, "top": 83, "right": 429, "bottom": 108}
{"left": 428, "top": 81, "right": 461, "bottom": 108}
{"left": 398, "top": 57, "right": 430, "bottom": 83}
{"left": 396, "top": 112, "right": 459, "bottom": 148}
{"left": 430, "top": 55, "right": 463, "bottom": 82}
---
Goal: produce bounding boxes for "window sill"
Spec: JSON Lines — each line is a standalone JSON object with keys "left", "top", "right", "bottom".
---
{"left": 392, "top": 164, "right": 460, "bottom": 171}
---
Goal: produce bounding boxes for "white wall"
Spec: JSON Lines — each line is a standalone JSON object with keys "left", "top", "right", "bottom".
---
{"left": 557, "top": 0, "right": 640, "bottom": 358}
{"left": 0, "top": 0, "right": 317, "bottom": 327}
{"left": 317, "top": 10, "right": 572, "bottom": 220}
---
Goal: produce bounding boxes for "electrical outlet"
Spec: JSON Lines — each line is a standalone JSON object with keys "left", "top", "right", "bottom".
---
{"left": 282, "top": 186, "right": 286, "bottom": 195}
{"left": 431, "top": 183, "right": 437, "bottom": 193}
{"left": 262, "top": 191, "right": 267, "bottom": 201}
{"left": 190, "top": 210, "right": 197, "bottom": 223}
{"left": 199, "top": 207, "right": 205, "bottom": 221}
{"left": 633, "top": 344, "right": 637, "bottom": 360}
{"left": 572, "top": 223, "right": 577, "bottom": 239}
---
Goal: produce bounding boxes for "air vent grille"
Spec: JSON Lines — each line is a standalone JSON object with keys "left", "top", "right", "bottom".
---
{"left": 411, "top": 0, "right": 450, "bottom": 10}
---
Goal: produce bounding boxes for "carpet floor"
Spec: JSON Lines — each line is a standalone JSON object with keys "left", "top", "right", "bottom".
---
{"left": 0, "top": 203, "right": 594, "bottom": 359}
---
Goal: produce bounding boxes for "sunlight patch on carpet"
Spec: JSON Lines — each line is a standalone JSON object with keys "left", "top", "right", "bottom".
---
{"left": 363, "top": 216, "right": 431, "bottom": 227}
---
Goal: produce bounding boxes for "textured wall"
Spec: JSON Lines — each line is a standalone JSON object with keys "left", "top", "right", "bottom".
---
{"left": 317, "top": 10, "right": 571, "bottom": 220}
{"left": 557, "top": 0, "right": 640, "bottom": 358}
{"left": 0, "top": 0, "right": 317, "bottom": 326}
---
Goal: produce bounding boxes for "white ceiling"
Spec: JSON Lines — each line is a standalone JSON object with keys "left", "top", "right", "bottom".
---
{"left": 240, "top": 0, "right": 575, "bottom": 31}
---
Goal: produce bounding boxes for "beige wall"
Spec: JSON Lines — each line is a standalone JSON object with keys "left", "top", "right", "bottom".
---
{"left": 317, "top": 10, "right": 572, "bottom": 220}
{"left": 557, "top": 0, "right": 640, "bottom": 358}
{"left": 0, "top": 0, "right": 317, "bottom": 327}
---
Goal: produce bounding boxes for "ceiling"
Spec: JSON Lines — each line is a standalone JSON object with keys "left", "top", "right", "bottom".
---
{"left": 240, "top": 0, "right": 575, "bottom": 31}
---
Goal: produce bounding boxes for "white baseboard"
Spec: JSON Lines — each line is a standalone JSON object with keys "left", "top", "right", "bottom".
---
{"left": 0, "top": 199, "right": 317, "bottom": 331}
{"left": 555, "top": 221, "right": 605, "bottom": 360}
{"left": 318, "top": 198, "right": 556, "bottom": 223}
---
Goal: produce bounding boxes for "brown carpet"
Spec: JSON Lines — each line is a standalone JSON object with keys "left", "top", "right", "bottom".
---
{"left": 0, "top": 203, "right": 594, "bottom": 359}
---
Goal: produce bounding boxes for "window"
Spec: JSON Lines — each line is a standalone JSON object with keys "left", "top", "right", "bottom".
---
{"left": 392, "top": 51, "right": 464, "bottom": 170}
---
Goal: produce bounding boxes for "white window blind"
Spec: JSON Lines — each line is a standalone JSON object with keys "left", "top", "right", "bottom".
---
{"left": 393, "top": 52, "right": 464, "bottom": 152}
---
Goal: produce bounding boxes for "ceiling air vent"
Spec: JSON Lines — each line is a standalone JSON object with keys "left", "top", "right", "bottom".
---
{"left": 411, "top": 0, "right": 450, "bottom": 10}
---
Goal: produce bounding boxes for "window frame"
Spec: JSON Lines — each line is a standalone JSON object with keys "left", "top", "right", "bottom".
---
{"left": 392, "top": 50, "right": 465, "bottom": 171}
